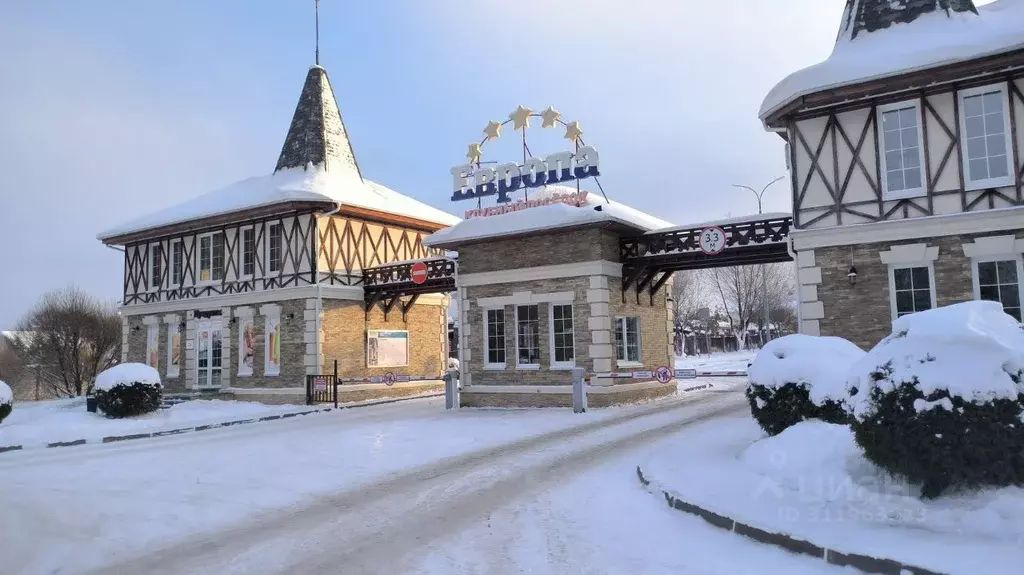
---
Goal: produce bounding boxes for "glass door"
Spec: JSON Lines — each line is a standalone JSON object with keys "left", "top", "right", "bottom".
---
{"left": 196, "top": 319, "right": 223, "bottom": 389}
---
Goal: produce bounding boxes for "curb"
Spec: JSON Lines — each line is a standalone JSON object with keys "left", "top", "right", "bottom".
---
{"left": 0, "top": 392, "right": 444, "bottom": 456}
{"left": 636, "top": 466, "right": 946, "bottom": 575}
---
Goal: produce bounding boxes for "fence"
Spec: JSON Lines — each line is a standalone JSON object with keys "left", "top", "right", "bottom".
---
{"left": 304, "top": 360, "right": 450, "bottom": 407}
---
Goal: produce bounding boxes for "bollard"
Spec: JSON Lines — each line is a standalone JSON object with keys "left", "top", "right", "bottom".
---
{"left": 571, "top": 367, "right": 587, "bottom": 413}
{"left": 444, "top": 369, "right": 459, "bottom": 410}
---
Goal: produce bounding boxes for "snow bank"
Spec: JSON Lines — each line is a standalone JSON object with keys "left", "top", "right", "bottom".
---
{"left": 847, "top": 301, "right": 1024, "bottom": 419}
{"left": 98, "top": 165, "right": 459, "bottom": 240}
{"left": 0, "top": 380, "right": 11, "bottom": 405}
{"left": 424, "top": 184, "right": 672, "bottom": 247}
{"left": 95, "top": 363, "right": 161, "bottom": 392}
{"left": 748, "top": 334, "right": 864, "bottom": 405}
{"left": 761, "top": 0, "right": 1024, "bottom": 122}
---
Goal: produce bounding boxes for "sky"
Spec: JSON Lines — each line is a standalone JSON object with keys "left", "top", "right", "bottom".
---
{"left": 0, "top": 0, "right": 860, "bottom": 328}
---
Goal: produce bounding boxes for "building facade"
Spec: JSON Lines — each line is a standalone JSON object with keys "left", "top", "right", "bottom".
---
{"left": 99, "top": 62, "right": 458, "bottom": 403}
{"left": 762, "top": 0, "right": 1024, "bottom": 349}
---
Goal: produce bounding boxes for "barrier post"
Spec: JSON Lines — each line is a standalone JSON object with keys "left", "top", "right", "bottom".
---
{"left": 572, "top": 367, "right": 587, "bottom": 413}
{"left": 444, "top": 369, "right": 459, "bottom": 410}
{"left": 333, "top": 359, "right": 339, "bottom": 408}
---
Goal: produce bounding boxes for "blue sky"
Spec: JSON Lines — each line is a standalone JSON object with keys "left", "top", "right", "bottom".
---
{"left": 0, "top": 0, "right": 854, "bottom": 328}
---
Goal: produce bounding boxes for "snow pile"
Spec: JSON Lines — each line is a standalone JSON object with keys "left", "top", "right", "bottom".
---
{"left": 675, "top": 350, "right": 756, "bottom": 372}
{"left": 94, "top": 363, "right": 161, "bottom": 392}
{"left": 847, "top": 301, "right": 1024, "bottom": 419}
{"left": 424, "top": 184, "right": 672, "bottom": 247}
{"left": 0, "top": 380, "right": 11, "bottom": 405}
{"left": 447, "top": 357, "right": 460, "bottom": 370}
{"left": 749, "top": 334, "right": 865, "bottom": 405}
{"left": 761, "top": 0, "right": 1024, "bottom": 122}
{"left": 98, "top": 165, "right": 459, "bottom": 240}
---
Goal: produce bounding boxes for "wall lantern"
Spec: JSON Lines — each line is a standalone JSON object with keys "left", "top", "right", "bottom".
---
{"left": 847, "top": 265, "right": 858, "bottom": 286}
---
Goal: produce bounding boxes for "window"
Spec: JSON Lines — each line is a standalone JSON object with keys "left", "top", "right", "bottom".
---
{"left": 242, "top": 228, "right": 256, "bottom": 277}
{"left": 878, "top": 101, "right": 926, "bottom": 198}
{"left": 150, "top": 244, "right": 163, "bottom": 291}
{"left": 549, "top": 304, "right": 575, "bottom": 367}
{"left": 171, "top": 240, "right": 183, "bottom": 286}
{"left": 268, "top": 223, "right": 283, "bottom": 273}
{"left": 959, "top": 84, "right": 1014, "bottom": 190}
{"left": 485, "top": 308, "right": 506, "bottom": 367}
{"left": 890, "top": 266, "right": 934, "bottom": 319}
{"left": 975, "top": 259, "right": 1022, "bottom": 321}
{"left": 615, "top": 317, "right": 642, "bottom": 364}
{"left": 198, "top": 233, "right": 224, "bottom": 282}
{"left": 516, "top": 305, "right": 540, "bottom": 367}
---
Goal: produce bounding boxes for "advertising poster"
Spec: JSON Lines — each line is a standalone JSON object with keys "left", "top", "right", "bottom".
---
{"left": 367, "top": 330, "right": 409, "bottom": 368}
{"left": 167, "top": 323, "right": 181, "bottom": 377}
{"left": 238, "top": 318, "right": 254, "bottom": 376}
{"left": 146, "top": 325, "right": 159, "bottom": 369}
{"left": 265, "top": 315, "right": 281, "bottom": 376}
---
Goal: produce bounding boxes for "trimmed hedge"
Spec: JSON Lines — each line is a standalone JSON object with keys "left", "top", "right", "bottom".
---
{"left": 96, "top": 381, "right": 162, "bottom": 418}
{"left": 746, "top": 382, "right": 851, "bottom": 436}
{"left": 850, "top": 364, "right": 1024, "bottom": 499}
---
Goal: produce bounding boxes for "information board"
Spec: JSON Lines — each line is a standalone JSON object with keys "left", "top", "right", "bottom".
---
{"left": 367, "top": 330, "right": 409, "bottom": 368}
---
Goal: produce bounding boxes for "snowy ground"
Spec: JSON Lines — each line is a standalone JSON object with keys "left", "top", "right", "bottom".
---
{"left": 641, "top": 413, "right": 1024, "bottom": 575}
{"left": 675, "top": 350, "right": 756, "bottom": 372}
{"left": 0, "top": 397, "right": 315, "bottom": 448}
{"left": 0, "top": 378, "right": 845, "bottom": 575}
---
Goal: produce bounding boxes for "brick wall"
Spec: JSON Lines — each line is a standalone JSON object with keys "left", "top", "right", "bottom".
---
{"left": 465, "top": 277, "right": 592, "bottom": 385}
{"left": 607, "top": 276, "right": 672, "bottom": 372}
{"left": 458, "top": 228, "right": 620, "bottom": 273}
{"left": 321, "top": 298, "right": 447, "bottom": 379}
{"left": 812, "top": 232, "right": 1021, "bottom": 350}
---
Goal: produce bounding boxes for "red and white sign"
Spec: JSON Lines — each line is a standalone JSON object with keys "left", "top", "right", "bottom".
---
{"left": 383, "top": 372, "right": 396, "bottom": 386}
{"left": 654, "top": 366, "right": 673, "bottom": 384}
{"left": 464, "top": 191, "right": 589, "bottom": 220}
{"left": 698, "top": 226, "right": 727, "bottom": 255}
{"left": 410, "top": 262, "right": 428, "bottom": 285}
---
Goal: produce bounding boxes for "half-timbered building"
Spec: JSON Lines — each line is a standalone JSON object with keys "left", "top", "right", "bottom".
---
{"left": 762, "top": 0, "right": 1024, "bottom": 348}
{"left": 98, "top": 62, "right": 459, "bottom": 403}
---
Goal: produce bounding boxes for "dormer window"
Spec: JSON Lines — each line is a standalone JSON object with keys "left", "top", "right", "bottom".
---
{"left": 878, "top": 100, "right": 927, "bottom": 200}
{"left": 959, "top": 84, "right": 1014, "bottom": 191}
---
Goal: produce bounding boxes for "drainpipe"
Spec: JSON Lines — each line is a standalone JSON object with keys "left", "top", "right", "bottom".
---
{"left": 786, "top": 235, "right": 803, "bottom": 333}
{"left": 316, "top": 203, "right": 342, "bottom": 374}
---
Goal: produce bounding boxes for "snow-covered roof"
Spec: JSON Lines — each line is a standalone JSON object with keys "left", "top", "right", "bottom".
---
{"left": 97, "top": 166, "right": 460, "bottom": 241}
{"left": 98, "top": 65, "right": 460, "bottom": 243}
{"left": 760, "top": 0, "right": 1024, "bottom": 125}
{"left": 423, "top": 185, "right": 672, "bottom": 247}
{"left": 654, "top": 212, "right": 791, "bottom": 234}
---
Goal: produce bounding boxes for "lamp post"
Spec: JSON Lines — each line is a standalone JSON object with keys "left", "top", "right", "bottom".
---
{"left": 732, "top": 176, "right": 785, "bottom": 344}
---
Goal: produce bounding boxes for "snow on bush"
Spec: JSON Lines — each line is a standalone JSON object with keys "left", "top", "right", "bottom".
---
{"left": 746, "top": 334, "right": 865, "bottom": 435}
{"left": 0, "top": 380, "right": 12, "bottom": 424}
{"left": 847, "top": 301, "right": 1024, "bottom": 498}
{"left": 94, "top": 363, "right": 162, "bottom": 418}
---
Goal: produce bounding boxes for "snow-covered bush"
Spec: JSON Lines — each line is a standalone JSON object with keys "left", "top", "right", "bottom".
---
{"left": 847, "top": 301, "right": 1024, "bottom": 498}
{"left": 746, "top": 334, "right": 865, "bottom": 436}
{"left": 0, "top": 380, "right": 12, "bottom": 424}
{"left": 94, "top": 363, "right": 162, "bottom": 418}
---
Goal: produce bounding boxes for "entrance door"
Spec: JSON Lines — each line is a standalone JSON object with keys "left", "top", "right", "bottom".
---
{"left": 196, "top": 319, "right": 224, "bottom": 390}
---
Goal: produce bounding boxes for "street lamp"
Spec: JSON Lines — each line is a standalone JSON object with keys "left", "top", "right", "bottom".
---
{"left": 732, "top": 176, "right": 786, "bottom": 344}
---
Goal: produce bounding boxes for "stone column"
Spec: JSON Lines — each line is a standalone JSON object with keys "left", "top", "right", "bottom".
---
{"left": 185, "top": 310, "right": 197, "bottom": 389}
{"left": 587, "top": 275, "right": 613, "bottom": 373}
{"left": 304, "top": 298, "right": 320, "bottom": 375}
{"left": 796, "top": 249, "right": 823, "bottom": 336}
{"left": 458, "top": 287, "right": 471, "bottom": 387}
{"left": 120, "top": 315, "right": 129, "bottom": 363}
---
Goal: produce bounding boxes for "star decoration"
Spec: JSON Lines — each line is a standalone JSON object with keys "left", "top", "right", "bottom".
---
{"left": 540, "top": 106, "right": 561, "bottom": 129}
{"left": 466, "top": 143, "right": 483, "bottom": 164}
{"left": 564, "top": 120, "right": 583, "bottom": 143}
{"left": 509, "top": 105, "right": 533, "bottom": 131}
{"left": 483, "top": 120, "right": 502, "bottom": 141}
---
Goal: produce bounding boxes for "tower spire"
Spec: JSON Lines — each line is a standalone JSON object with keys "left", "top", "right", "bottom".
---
{"left": 315, "top": 0, "right": 320, "bottom": 66}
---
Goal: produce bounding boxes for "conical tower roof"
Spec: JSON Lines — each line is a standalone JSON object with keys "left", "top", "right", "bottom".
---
{"left": 274, "top": 65, "right": 364, "bottom": 183}
{"left": 837, "top": 0, "right": 978, "bottom": 42}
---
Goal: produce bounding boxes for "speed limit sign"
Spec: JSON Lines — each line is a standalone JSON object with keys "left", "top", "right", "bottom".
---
{"left": 698, "top": 226, "right": 727, "bottom": 255}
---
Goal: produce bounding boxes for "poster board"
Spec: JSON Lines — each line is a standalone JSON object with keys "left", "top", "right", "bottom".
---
{"left": 146, "top": 325, "right": 159, "bottom": 369}
{"left": 265, "top": 314, "right": 281, "bottom": 376}
{"left": 167, "top": 323, "right": 181, "bottom": 378}
{"left": 367, "top": 330, "right": 409, "bottom": 368}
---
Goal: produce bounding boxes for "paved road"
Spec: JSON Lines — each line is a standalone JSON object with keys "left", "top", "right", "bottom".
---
{"left": 88, "top": 388, "right": 789, "bottom": 575}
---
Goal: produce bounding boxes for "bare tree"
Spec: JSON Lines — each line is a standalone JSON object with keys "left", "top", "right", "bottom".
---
{"left": 11, "top": 286, "right": 121, "bottom": 398}
{"left": 669, "top": 271, "right": 707, "bottom": 327}
{"left": 704, "top": 263, "right": 793, "bottom": 349}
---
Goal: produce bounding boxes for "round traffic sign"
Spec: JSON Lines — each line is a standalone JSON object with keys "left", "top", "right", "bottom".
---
{"left": 654, "top": 365, "right": 673, "bottom": 384}
{"left": 410, "top": 262, "right": 428, "bottom": 285}
{"left": 698, "top": 226, "right": 727, "bottom": 255}
{"left": 383, "top": 372, "right": 396, "bottom": 386}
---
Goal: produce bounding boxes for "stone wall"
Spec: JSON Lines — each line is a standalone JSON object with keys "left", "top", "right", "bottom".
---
{"left": 229, "top": 299, "right": 307, "bottom": 389}
{"left": 458, "top": 228, "right": 620, "bottom": 273}
{"left": 806, "top": 231, "right": 1023, "bottom": 350}
{"left": 321, "top": 298, "right": 447, "bottom": 379}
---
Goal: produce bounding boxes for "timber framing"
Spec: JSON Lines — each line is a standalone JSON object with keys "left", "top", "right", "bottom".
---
{"left": 362, "top": 258, "right": 455, "bottom": 320}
